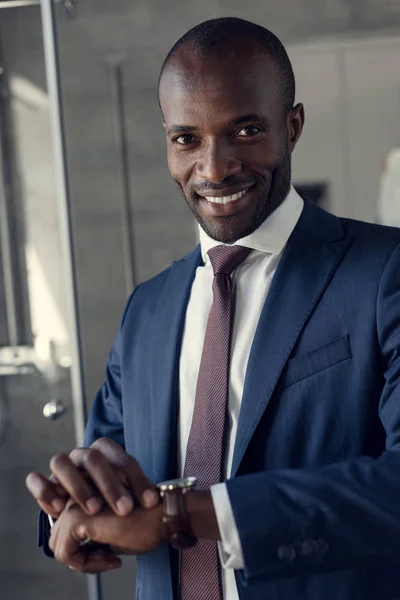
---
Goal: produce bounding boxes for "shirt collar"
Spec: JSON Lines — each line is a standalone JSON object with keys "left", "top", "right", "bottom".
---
{"left": 199, "top": 185, "right": 304, "bottom": 262}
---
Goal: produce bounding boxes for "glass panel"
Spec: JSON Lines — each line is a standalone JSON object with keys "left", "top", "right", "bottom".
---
{"left": 0, "top": 4, "right": 87, "bottom": 599}
{"left": 55, "top": 5, "right": 139, "bottom": 596}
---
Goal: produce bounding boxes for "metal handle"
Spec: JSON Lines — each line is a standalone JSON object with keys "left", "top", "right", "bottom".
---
{"left": 43, "top": 399, "right": 66, "bottom": 420}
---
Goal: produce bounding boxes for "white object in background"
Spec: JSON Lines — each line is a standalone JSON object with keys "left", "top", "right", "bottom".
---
{"left": 377, "top": 148, "right": 400, "bottom": 227}
{"left": 10, "top": 75, "right": 49, "bottom": 110}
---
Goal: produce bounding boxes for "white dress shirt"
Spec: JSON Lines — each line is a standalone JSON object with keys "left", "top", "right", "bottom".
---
{"left": 178, "top": 186, "right": 304, "bottom": 599}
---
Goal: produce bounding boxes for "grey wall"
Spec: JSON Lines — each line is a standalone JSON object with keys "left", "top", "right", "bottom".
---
{"left": 289, "top": 36, "right": 400, "bottom": 221}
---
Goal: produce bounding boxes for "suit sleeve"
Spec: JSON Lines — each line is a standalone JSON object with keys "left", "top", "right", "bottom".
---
{"left": 83, "top": 326, "right": 126, "bottom": 449}
{"left": 38, "top": 286, "right": 140, "bottom": 556}
{"left": 226, "top": 241, "right": 400, "bottom": 584}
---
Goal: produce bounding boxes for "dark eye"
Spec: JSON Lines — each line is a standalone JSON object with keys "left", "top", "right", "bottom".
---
{"left": 174, "top": 134, "right": 197, "bottom": 145}
{"left": 236, "top": 126, "right": 263, "bottom": 138}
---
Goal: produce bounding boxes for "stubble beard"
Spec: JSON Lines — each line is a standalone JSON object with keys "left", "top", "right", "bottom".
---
{"left": 178, "top": 147, "right": 292, "bottom": 244}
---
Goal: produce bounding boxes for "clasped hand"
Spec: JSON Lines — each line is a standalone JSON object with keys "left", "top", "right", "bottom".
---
{"left": 48, "top": 497, "right": 165, "bottom": 573}
{"left": 26, "top": 438, "right": 163, "bottom": 573}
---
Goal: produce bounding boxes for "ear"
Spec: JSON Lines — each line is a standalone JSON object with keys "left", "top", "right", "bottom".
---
{"left": 287, "top": 103, "right": 305, "bottom": 152}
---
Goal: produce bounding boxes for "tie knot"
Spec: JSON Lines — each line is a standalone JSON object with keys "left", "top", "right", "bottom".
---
{"left": 208, "top": 245, "right": 252, "bottom": 276}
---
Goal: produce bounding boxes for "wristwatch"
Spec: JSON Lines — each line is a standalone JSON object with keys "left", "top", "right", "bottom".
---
{"left": 156, "top": 476, "right": 197, "bottom": 550}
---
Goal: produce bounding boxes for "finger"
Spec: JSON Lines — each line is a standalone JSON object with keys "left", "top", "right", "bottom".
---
{"left": 82, "top": 548, "right": 122, "bottom": 574}
{"left": 25, "top": 472, "right": 67, "bottom": 518}
{"left": 69, "top": 447, "right": 134, "bottom": 516}
{"left": 49, "top": 454, "right": 103, "bottom": 516}
{"left": 52, "top": 519, "right": 121, "bottom": 573}
{"left": 91, "top": 439, "right": 159, "bottom": 509}
{"left": 69, "top": 549, "right": 122, "bottom": 574}
{"left": 48, "top": 473, "right": 69, "bottom": 496}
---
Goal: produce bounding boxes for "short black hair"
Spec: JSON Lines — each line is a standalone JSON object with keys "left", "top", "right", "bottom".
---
{"left": 158, "top": 17, "right": 295, "bottom": 115}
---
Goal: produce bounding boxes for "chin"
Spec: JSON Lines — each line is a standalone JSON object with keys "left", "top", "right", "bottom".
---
{"left": 198, "top": 217, "right": 254, "bottom": 244}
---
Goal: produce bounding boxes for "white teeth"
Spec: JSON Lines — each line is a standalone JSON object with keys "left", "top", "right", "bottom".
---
{"left": 204, "top": 189, "right": 248, "bottom": 205}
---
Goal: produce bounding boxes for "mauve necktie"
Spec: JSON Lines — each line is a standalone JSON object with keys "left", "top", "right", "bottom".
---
{"left": 180, "top": 244, "right": 253, "bottom": 600}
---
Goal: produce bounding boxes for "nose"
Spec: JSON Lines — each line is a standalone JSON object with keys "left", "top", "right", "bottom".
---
{"left": 196, "top": 138, "right": 242, "bottom": 184}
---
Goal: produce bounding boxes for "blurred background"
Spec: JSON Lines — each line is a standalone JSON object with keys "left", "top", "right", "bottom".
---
{"left": 0, "top": 1, "right": 399, "bottom": 599}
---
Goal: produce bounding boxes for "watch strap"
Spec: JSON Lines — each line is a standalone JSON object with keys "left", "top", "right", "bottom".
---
{"left": 162, "top": 488, "right": 197, "bottom": 550}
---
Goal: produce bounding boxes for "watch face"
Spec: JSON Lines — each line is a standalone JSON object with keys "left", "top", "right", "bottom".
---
{"left": 156, "top": 476, "right": 197, "bottom": 492}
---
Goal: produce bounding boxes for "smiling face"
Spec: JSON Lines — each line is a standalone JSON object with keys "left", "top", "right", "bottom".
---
{"left": 159, "top": 47, "right": 304, "bottom": 243}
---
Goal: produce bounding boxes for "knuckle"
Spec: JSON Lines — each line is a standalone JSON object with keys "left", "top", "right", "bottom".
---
{"left": 93, "top": 437, "right": 124, "bottom": 461}
{"left": 91, "top": 437, "right": 112, "bottom": 451}
{"left": 79, "top": 522, "right": 91, "bottom": 540}
{"left": 123, "top": 453, "right": 137, "bottom": 467}
{"left": 82, "top": 448, "right": 102, "bottom": 467}
{"left": 50, "top": 453, "right": 69, "bottom": 472}
{"left": 69, "top": 448, "right": 85, "bottom": 462}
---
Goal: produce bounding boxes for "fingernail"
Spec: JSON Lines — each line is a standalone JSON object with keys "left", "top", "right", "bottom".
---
{"left": 116, "top": 496, "right": 133, "bottom": 515}
{"left": 86, "top": 497, "right": 103, "bottom": 513}
{"left": 52, "top": 498, "right": 65, "bottom": 512}
{"left": 142, "top": 489, "right": 159, "bottom": 508}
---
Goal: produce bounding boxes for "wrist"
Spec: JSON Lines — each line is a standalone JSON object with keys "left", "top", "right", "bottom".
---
{"left": 186, "top": 490, "right": 221, "bottom": 542}
{"left": 154, "top": 502, "right": 169, "bottom": 545}
{"left": 108, "top": 502, "right": 167, "bottom": 555}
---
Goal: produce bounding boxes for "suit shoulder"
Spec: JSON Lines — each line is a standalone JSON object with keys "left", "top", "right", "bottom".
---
{"left": 339, "top": 216, "right": 400, "bottom": 250}
{"left": 296, "top": 199, "right": 400, "bottom": 253}
{"left": 124, "top": 245, "right": 200, "bottom": 314}
{"left": 138, "top": 245, "right": 200, "bottom": 291}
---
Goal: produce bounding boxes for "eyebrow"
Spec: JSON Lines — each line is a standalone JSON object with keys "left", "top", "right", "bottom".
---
{"left": 167, "top": 125, "right": 198, "bottom": 136}
{"left": 167, "top": 114, "right": 270, "bottom": 137}
{"left": 228, "top": 113, "right": 270, "bottom": 126}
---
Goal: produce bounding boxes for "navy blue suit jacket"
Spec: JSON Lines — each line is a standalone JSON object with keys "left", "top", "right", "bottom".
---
{"left": 41, "top": 199, "right": 400, "bottom": 600}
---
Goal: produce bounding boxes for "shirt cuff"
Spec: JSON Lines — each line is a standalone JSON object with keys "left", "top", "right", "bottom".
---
{"left": 210, "top": 482, "right": 245, "bottom": 570}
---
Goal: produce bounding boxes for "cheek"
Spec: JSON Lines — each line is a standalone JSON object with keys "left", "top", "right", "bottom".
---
{"left": 250, "top": 138, "right": 287, "bottom": 171}
{"left": 241, "top": 149, "right": 275, "bottom": 176}
{"left": 167, "top": 151, "right": 194, "bottom": 185}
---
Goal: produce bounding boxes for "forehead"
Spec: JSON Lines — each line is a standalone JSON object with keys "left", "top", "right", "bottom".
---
{"left": 160, "top": 52, "right": 283, "bottom": 126}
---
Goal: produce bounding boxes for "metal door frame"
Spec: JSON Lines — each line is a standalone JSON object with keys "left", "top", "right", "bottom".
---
{"left": 40, "top": 1, "right": 101, "bottom": 598}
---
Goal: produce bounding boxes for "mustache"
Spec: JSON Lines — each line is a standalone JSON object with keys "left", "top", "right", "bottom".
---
{"left": 193, "top": 177, "right": 256, "bottom": 194}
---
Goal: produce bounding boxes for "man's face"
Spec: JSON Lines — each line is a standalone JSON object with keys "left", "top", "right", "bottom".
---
{"left": 160, "top": 50, "right": 303, "bottom": 243}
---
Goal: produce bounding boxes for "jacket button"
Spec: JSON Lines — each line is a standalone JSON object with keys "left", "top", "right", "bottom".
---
{"left": 316, "top": 538, "right": 330, "bottom": 554}
{"left": 277, "top": 544, "right": 296, "bottom": 562}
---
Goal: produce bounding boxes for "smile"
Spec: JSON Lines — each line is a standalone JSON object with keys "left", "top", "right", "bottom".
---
{"left": 203, "top": 189, "right": 249, "bottom": 205}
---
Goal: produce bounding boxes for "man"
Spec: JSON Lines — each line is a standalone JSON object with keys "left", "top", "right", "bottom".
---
{"left": 26, "top": 17, "right": 400, "bottom": 600}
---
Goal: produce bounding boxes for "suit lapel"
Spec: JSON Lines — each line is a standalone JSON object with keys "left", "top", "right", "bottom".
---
{"left": 231, "top": 200, "right": 352, "bottom": 477}
{"left": 149, "top": 247, "right": 202, "bottom": 483}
